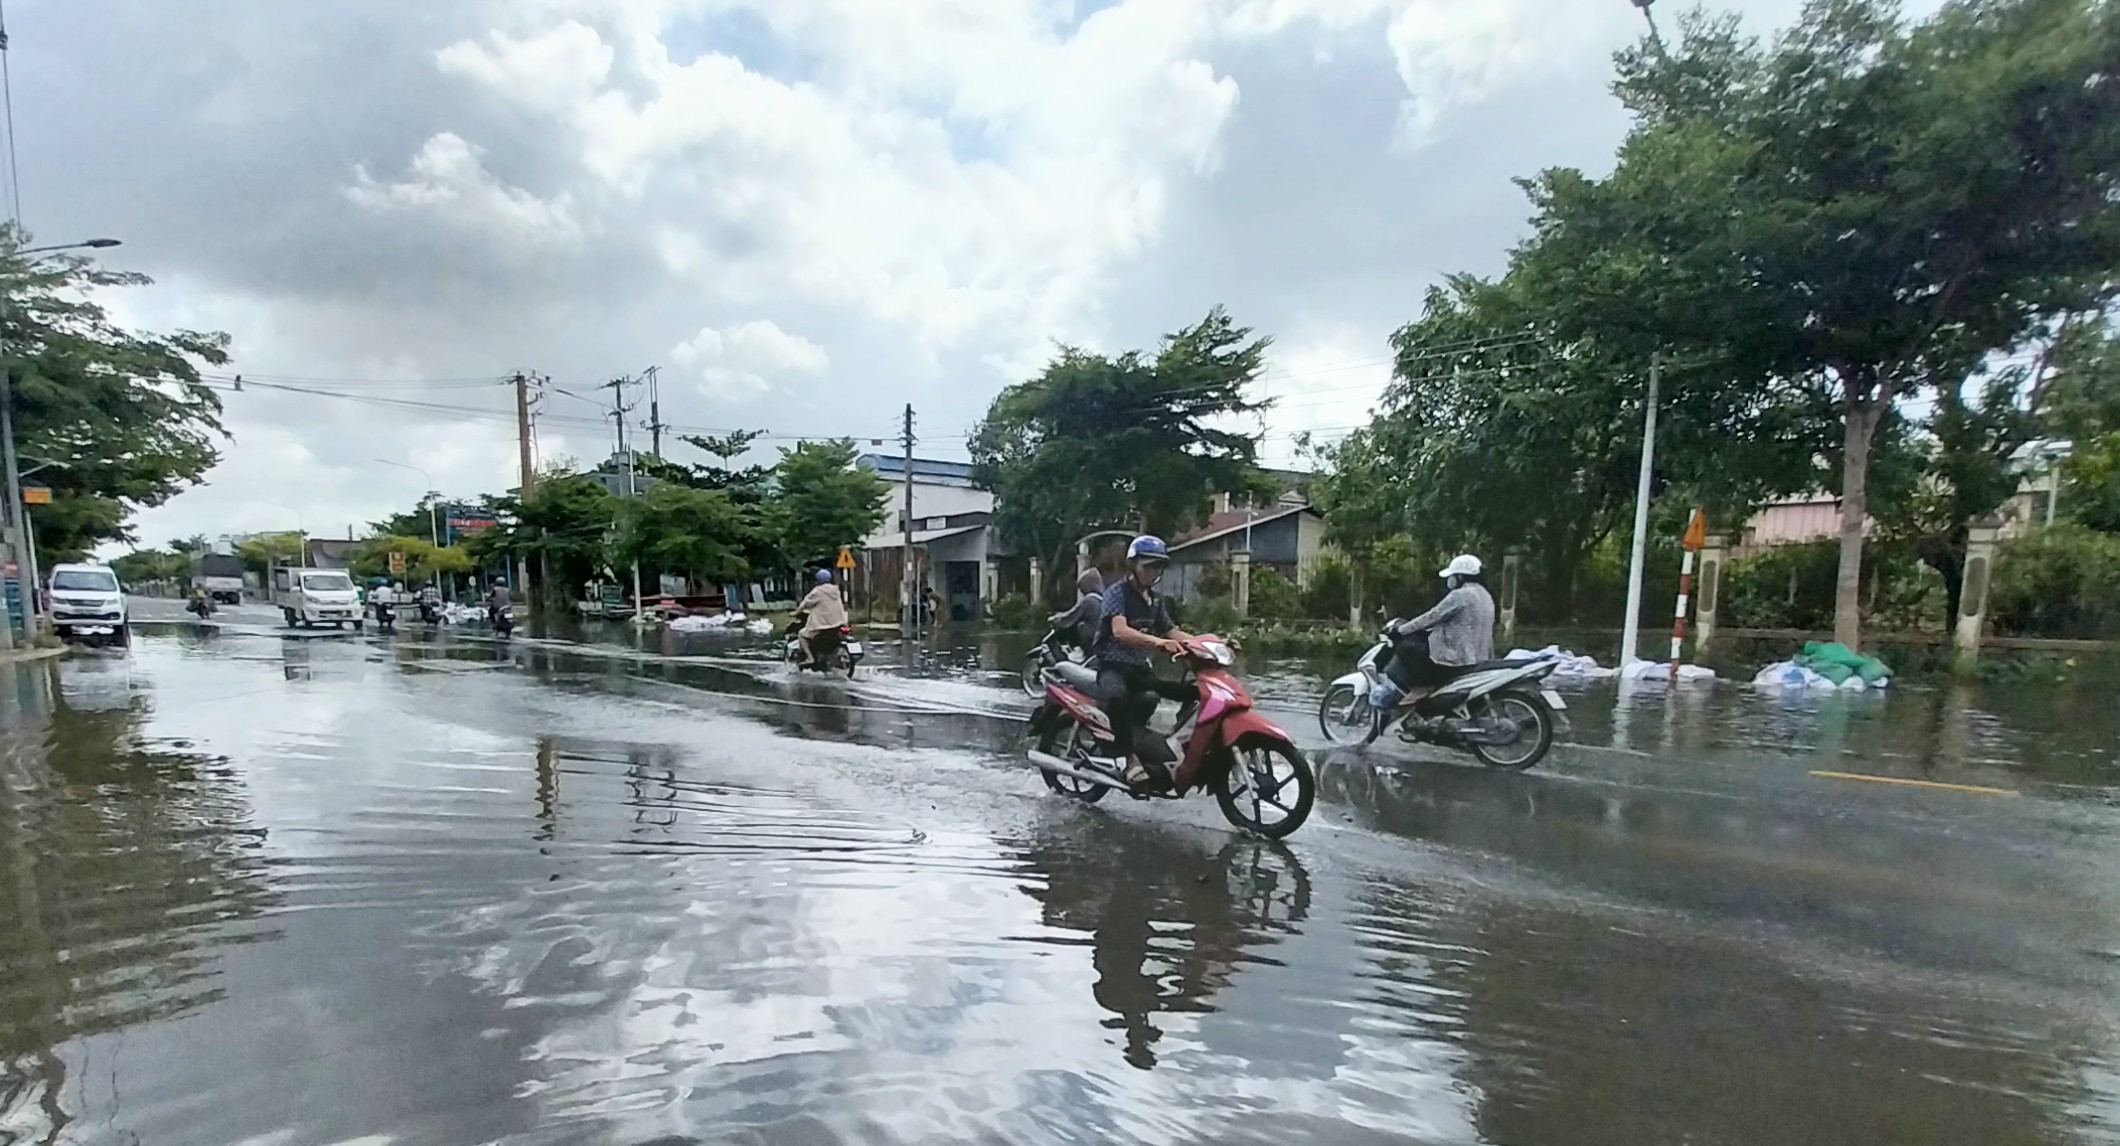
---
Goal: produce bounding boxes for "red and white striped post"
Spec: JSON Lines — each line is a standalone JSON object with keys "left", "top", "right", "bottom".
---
{"left": 1671, "top": 508, "right": 1707, "bottom": 681}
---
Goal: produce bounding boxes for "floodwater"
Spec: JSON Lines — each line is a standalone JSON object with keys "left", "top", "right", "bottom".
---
{"left": 3, "top": 602, "right": 2120, "bottom": 1145}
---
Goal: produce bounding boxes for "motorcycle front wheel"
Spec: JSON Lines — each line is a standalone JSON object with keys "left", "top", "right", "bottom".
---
{"left": 1469, "top": 689, "right": 1555, "bottom": 770}
{"left": 1020, "top": 651, "right": 1047, "bottom": 697}
{"left": 1317, "top": 683, "right": 1373, "bottom": 745}
{"left": 1214, "top": 740, "right": 1315, "bottom": 839}
{"left": 1036, "top": 723, "right": 1108, "bottom": 804}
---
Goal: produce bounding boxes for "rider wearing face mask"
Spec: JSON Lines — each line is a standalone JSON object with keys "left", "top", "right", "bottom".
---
{"left": 1373, "top": 554, "right": 1496, "bottom": 708}
{"left": 1093, "top": 536, "right": 1197, "bottom": 790}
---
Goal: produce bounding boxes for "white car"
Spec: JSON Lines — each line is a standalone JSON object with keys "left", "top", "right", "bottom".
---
{"left": 47, "top": 562, "right": 129, "bottom": 645}
{"left": 270, "top": 566, "right": 363, "bottom": 630}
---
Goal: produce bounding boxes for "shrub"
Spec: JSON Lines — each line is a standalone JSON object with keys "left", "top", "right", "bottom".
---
{"left": 988, "top": 592, "right": 1043, "bottom": 631}
{"left": 1175, "top": 594, "right": 1242, "bottom": 634}
{"left": 1195, "top": 559, "right": 1232, "bottom": 599}
{"left": 1990, "top": 524, "right": 2120, "bottom": 639}
{"left": 1248, "top": 567, "right": 1300, "bottom": 620}
{"left": 1300, "top": 556, "right": 1352, "bottom": 620}
{"left": 1724, "top": 542, "right": 1840, "bottom": 630}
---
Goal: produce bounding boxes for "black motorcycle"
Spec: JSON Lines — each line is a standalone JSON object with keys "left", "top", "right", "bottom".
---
{"left": 418, "top": 600, "right": 441, "bottom": 625}
{"left": 489, "top": 605, "right": 515, "bottom": 637}
{"left": 373, "top": 599, "right": 397, "bottom": 632}
{"left": 186, "top": 596, "right": 217, "bottom": 621}
{"left": 1020, "top": 626, "right": 1091, "bottom": 697}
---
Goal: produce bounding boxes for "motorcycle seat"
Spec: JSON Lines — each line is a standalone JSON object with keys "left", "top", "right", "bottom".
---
{"left": 1052, "top": 661, "right": 1100, "bottom": 690}
{"left": 1442, "top": 657, "right": 1547, "bottom": 678}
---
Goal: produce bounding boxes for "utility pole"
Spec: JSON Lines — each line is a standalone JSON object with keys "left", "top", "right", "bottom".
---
{"left": 900, "top": 404, "right": 916, "bottom": 633}
{"left": 1, "top": 368, "right": 30, "bottom": 645}
{"left": 602, "top": 375, "right": 644, "bottom": 623}
{"left": 1618, "top": 351, "right": 1661, "bottom": 668}
{"left": 513, "top": 371, "right": 537, "bottom": 603}
{"left": 643, "top": 365, "right": 665, "bottom": 458}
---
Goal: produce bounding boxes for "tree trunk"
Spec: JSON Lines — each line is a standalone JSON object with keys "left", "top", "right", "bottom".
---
{"left": 1834, "top": 401, "right": 1884, "bottom": 649}
{"left": 1914, "top": 531, "right": 1966, "bottom": 628}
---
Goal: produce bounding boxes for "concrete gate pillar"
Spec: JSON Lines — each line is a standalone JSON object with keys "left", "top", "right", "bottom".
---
{"left": 1954, "top": 518, "right": 2005, "bottom": 670}
{"left": 1348, "top": 560, "right": 1366, "bottom": 628}
{"left": 1076, "top": 538, "right": 1092, "bottom": 574}
{"left": 1029, "top": 557, "right": 1044, "bottom": 606}
{"left": 1695, "top": 533, "right": 1729, "bottom": 655}
{"left": 1498, "top": 547, "right": 1524, "bottom": 647}
{"left": 1230, "top": 551, "right": 1253, "bottom": 620}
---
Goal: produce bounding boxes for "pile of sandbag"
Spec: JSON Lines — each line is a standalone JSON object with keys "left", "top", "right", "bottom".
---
{"left": 1752, "top": 641, "right": 1892, "bottom": 692}
{"left": 1504, "top": 645, "right": 1618, "bottom": 679}
{"left": 667, "top": 611, "right": 749, "bottom": 633}
{"left": 1619, "top": 657, "right": 1718, "bottom": 683}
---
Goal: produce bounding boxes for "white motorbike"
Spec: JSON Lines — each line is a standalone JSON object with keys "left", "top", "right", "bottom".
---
{"left": 1317, "top": 625, "right": 1566, "bottom": 769}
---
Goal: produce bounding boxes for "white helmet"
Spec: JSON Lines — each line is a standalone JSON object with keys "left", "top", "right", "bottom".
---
{"left": 1439, "top": 554, "right": 1482, "bottom": 579}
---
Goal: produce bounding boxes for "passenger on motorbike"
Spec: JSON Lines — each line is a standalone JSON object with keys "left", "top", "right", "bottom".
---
{"left": 794, "top": 568, "right": 847, "bottom": 666}
{"left": 1093, "top": 536, "right": 1196, "bottom": 790}
{"left": 1372, "top": 554, "right": 1496, "bottom": 709}
{"left": 1047, "top": 566, "right": 1104, "bottom": 653}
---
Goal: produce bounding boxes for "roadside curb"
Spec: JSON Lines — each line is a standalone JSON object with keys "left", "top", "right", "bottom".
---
{"left": 0, "top": 645, "right": 69, "bottom": 665}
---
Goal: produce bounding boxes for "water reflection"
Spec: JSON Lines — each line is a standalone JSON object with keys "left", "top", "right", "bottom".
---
{"left": 0, "top": 658, "right": 277, "bottom": 1143}
{"left": 1015, "top": 825, "right": 1311, "bottom": 1071}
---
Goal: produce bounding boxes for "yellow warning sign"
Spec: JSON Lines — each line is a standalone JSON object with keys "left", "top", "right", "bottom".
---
{"left": 1681, "top": 507, "right": 1707, "bottom": 552}
{"left": 835, "top": 546, "right": 855, "bottom": 571}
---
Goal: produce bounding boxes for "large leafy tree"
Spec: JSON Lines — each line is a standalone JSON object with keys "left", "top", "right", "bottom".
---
{"left": 970, "top": 307, "right": 1271, "bottom": 603}
{"left": 350, "top": 535, "right": 474, "bottom": 583}
{"left": 2044, "top": 325, "right": 2120, "bottom": 532}
{"left": 614, "top": 483, "right": 751, "bottom": 587}
{"left": 471, "top": 471, "right": 619, "bottom": 597}
{"left": 772, "top": 439, "right": 888, "bottom": 567}
{"left": 1518, "top": 0, "right": 2120, "bottom": 645}
{"left": 2, "top": 230, "right": 231, "bottom": 559}
{"left": 1318, "top": 273, "right": 1822, "bottom": 613}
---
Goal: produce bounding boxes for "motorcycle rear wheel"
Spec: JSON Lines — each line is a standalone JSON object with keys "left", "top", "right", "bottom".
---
{"left": 1214, "top": 739, "right": 1315, "bottom": 839}
{"left": 1468, "top": 689, "right": 1554, "bottom": 770}
{"left": 1036, "top": 723, "right": 1109, "bottom": 804}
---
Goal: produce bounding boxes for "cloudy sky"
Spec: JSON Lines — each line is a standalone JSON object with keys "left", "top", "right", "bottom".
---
{"left": 8, "top": 0, "right": 1827, "bottom": 551}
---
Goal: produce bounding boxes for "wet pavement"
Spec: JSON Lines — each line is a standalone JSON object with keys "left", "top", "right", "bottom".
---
{"left": 3, "top": 599, "right": 2120, "bottom": 1144}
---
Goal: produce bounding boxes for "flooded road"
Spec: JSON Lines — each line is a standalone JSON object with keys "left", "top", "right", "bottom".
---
{"left": 5, "top": 605, "right": 2120, "bottom": 1144}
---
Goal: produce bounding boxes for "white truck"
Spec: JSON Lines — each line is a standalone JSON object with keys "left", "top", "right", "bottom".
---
{"left": 271, "top": 566, "right": 363, "bottom": 630}
{"left": 47, "top": 562, "right": 129, "bottom": 645}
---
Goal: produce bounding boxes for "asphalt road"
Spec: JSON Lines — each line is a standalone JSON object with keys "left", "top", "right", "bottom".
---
{"left": 2, "top": 602, "right": 2117, "bottom": 1145}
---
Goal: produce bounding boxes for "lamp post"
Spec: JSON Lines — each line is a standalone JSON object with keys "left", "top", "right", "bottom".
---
{"left": 375, "top": 458, "right": 441, "bottom": 549}
{"left": 2, "top": 237, "right": 122, "bottom": 644}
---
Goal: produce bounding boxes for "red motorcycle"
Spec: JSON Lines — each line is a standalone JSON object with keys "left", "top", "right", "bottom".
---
{"left": 1027, "top": 634, "right": 1316, "bottom": 839}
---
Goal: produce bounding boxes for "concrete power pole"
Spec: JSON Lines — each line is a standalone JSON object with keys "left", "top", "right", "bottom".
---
{"left": 514, "top": 371, "right": 537, "bottom": 601}
{"left": 602, "top": 376, "right": 644, "bottom": 623}
{"left": 644, "top": 365, "right": 665, "bottom": 458}
{"left": 900, "top": 404, "right": 916, "bottom": 633}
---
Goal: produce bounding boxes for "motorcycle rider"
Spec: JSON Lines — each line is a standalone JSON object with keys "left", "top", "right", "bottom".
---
{"left": 1047, "top": 566, "right": 1104, "bottom": 653}
{"left": 417, "top": 582, "right": 442, "bottom": 623}
{"left": 794, "top": 568, "right": 847, "bottom": 666}
{"left": 485, "top": 580, "right": 512, "bottom": 627}
{"left": 1372, "top": 554, "right": 1496, "bottom": 709}
{"left": 1093, "top": 536, "right": 1196, "bottom": 790}
{"left": 187, "top": 586, "right": 215, "bottom": 618}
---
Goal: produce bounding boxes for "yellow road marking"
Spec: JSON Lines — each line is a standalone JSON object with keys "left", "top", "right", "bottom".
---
{"left": 1809, "top": 771, "right": 2021, "bottom": 798}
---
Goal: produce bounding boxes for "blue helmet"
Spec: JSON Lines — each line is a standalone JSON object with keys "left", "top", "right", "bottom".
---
{"left": 815, "top": 568, "right": 834, "bottom": 584}
{"left": 1126, "top": 535, "right": 1169, "bottom": 564}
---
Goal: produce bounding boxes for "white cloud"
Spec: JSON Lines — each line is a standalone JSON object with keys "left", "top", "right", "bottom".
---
{"left": 346, "top": 131, "right": 585, "bottom": 249}
{"left": 670, "top": 319, "right": 829, "bottom": 402}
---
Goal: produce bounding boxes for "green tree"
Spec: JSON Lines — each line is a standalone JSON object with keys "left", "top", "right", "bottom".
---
{"left": 1518, "top": 0, "right": 2120, "bottom": 646}
{"left": 614, "top": 483, "right": 751, "bottom": 587}
{"left": 109, "top": 547, "right": 189, "bottom": 585}
{"left": 2046, "top": 326, "right": 2120, "bottom": 532}
{"left": 237, "top": 532, "right": 304, "bottom": 576}
{"left": 471, "top": 472, "right": 619, "bottom": 600}
{"left": 771, "top": 439, "right": 888, "bottom": 567}
{"left": 351, "top": 536, "right": 473, "bottom": 583}
{"left": 2, "top": 229, "right": 232, "bottom": 559}
{"left": 971, "top": 307, "right": 1271, "bottom": 604}
{"left": 368, "top": 495, "right": 447, "bottom": 545}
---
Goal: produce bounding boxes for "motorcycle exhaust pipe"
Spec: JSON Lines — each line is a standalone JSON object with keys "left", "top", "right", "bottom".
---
{"left": 1027, "top": 749, "right": 1131, "bottom": 792}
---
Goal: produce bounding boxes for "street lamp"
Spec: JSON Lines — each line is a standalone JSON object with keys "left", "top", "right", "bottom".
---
{"left": 2, "top": 238, "right": 124, "bottom": 646}
{"left": 375, "top": 458, "right": 441, "bottom": 549}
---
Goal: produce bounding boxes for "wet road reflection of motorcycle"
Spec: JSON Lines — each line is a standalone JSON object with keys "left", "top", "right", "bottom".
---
{"left": 1016, "top": 822, "right": 1310, "bottom": 1070}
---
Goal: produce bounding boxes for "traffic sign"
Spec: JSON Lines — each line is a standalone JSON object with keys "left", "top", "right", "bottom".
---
{"left": 388, "top": 551, "right": 407, "bottom": 576}
{"left": 835, "top": 546, "right": 855, "bottom": 571}
{"left": 22, "top": 486, "right": 50, "bottom": 506}
{"left": 1681, "top": 507, "right": 1707, "bottom": 552}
